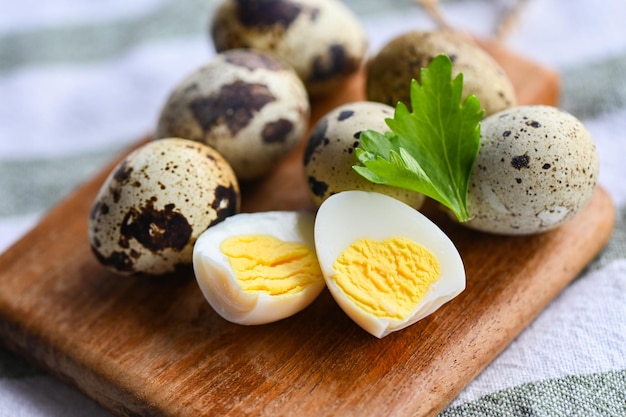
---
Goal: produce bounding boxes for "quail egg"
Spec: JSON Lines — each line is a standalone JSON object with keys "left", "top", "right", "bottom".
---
{"left": 210, "top": 0, "right": 367, "bottom": 97}
{"left": 89, "top": 138, "right": 240, "bottom": 275}
{"left": 193, "top": 211, "right": 325, "bottom": 325}
{"left": 155, "top": 49, "right": 310, "bottom": 181}
{"left": 314, "top": 190, "right": 466, "bottom": 338}
{"left": 303, "top": 101, "right": 426, "bottom": 209}
{"left": 366, "top": 30, "right": 516, "bottom": 117}
{"left": 463, "top": 105, "right": 599, "bottom": 235}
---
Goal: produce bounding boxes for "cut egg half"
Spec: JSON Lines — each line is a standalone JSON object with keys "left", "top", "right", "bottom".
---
{"left": 314, "top": 191, "right": 466, "bottom": 338}
{"left": 192, "top": 211, "right": 325, "bottom": 325}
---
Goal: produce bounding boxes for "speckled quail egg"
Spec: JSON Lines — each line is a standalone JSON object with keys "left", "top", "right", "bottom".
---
{"left": 366, "top": 30, "right": 516, "bottom": 117}
{"left": 210, "top": 0, "right": 367, "bottom": 97}
{"left": 193, "top": 210, "right": 325, "bottom": 325}
{"left": 315, "top": 191, "right": 466, "bottom": 338}
{"left": 155, "top": 49, "right": 310, "bottom": 181}
{"left": 303, "top": 101, "right": 426, "bottom": 209}
{"left": 462, "top": 105, "right": 599, "bottom": 235}
{"left": 89, "top": 138, "right": 240, "bottom": 275}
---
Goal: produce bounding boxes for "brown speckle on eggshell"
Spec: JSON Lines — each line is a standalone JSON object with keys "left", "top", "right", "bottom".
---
{"left": 155, "top": 49, "right": 310, "bottom": 181}
{"left": 88, "top": 138, "right": 240, "bottom": 275}
{"left": 462, "top": 105, "right": 599, "bottom": 235}
{"left": 303, "top": 101, "right": 425, "bottom": 209}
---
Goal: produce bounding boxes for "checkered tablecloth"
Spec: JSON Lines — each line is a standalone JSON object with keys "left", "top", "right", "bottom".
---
{"left": 0, "top": 0, "right": 624, "bottom": 415}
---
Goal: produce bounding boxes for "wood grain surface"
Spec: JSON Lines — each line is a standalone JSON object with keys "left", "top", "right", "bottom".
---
{"left": 0, "top": 39, "right": 614, "bottom": 417}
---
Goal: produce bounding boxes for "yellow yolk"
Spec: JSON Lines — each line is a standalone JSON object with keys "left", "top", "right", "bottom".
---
{"left": 331, "top": 237, "right": 441, "bottom": 320}
{"left": 220, "top": 234, "right": 323, "bottom": 295}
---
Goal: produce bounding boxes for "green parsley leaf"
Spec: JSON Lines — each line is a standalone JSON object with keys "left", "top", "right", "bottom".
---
{"left": 354, "top": 54, "right": 484, "bottom": 222}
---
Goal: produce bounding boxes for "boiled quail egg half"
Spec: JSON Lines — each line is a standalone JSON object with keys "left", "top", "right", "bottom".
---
{"left": 315, "top": 191, "right": 466, "bottom": 338}
{"left": 192, "top": 211, "right": 325, "bottom": 325}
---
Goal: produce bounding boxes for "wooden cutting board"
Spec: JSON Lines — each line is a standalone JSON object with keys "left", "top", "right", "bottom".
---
{"left": 0, "top": 39, "right": 615, "bottom": 417}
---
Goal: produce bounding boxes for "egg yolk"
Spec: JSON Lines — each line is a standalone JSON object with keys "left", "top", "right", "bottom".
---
{"left": 220, "top": 234, "right": 323, "bottom": 295}
{"left": 331, "top": 237, "right": 440, "bottom": 320}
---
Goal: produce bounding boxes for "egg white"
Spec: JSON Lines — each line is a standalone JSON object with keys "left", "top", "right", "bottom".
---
{"left": 314, "top": 191, "right": 466, "bottom": 338}
{"left": 192, "top": 211, "right": 325, "bottom": 325}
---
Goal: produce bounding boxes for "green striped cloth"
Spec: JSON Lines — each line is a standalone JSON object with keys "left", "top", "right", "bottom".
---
{"left": 1, "top": 0, "right": 625, "bottom": 415}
